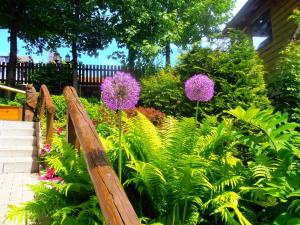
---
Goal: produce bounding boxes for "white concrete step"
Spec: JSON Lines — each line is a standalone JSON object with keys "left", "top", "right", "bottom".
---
{"left": 0, "top": 136, "right": 37, "bottom": 148}
{"left": 0, "top": 146, "right": 38, "bottom": 157}
{"left": 0, "top": 121, "right": 39, "bottom": 174}
{"left": 0, "top": 128, "right": 36, "bottom": 136}
{"left": 0, "top": 120, "right": 36, "bottom": 129}
{"left": 0, "top": 157, "right": 38, "bottom": 173}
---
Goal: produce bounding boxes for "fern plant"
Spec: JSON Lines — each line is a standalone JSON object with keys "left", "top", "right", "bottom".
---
{"left": 6, "top": 136, "right": 104, "bottom": 225}
{"left": 227, "top": 107, "right": 300, "bottom": 224}
{"left": 101, "top": 107, "right": 300, "bottom": 225}
{"left": 7, "top": 107, "right": 299, "bottom": 225}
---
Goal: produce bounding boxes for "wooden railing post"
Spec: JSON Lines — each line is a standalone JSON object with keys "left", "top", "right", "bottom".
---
{"left": 66, "top": 113, "right": 80, "bottom": 149}
{"left": 39, "top": 91, "right": 45, "bottom": 123}
{"left": 63, "top": 86, "right": 140, "bottom": 225}
{"left": 46, "top": 111, "right": 54, "bottom": 144}
{"left": 39, "top": 85, "right": 55, "bottom": 145}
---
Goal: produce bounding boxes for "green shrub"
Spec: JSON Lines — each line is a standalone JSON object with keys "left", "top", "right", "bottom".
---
{"left": 140, "top": 32, "right": 269, "bottom": 118}
{"left": 80, "top": 97, "right": 102, "bottom": 123}
{"left": 51, "top": 95, "right": 67, "bottom": 122}
{"left": 268, "top": 41, "right": 300, "bottom": 123}
{"left": 175, "top": 31, "right": 270, "bottom": 117}
{"left": 50, "top": 95, "right": 102, "bottom": 123}
{"left": 140, "top": 69, "right": 193, "bottom": 117}
{"left": 0, "top": 93, "right": 26, "bottom": 106}
{"left": 30, "top": 63, "right": 72, "bottom": 94}
{"left": 125, "top": 106, "right": 166, "bottom": 126}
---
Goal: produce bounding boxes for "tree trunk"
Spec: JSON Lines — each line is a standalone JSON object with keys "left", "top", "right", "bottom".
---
{"left": 71, "top": 0, "right": 79, "bottom": 91}
{"left": 128, "top": 46, "right": 136, "bottom": 71}
{"left": 165, "top": 41, "right": 171, "bottom": 68}
{"left": 71, "top": 41, "right": 78, "bottom": 91}
{"left": 7, "top": 24, "right": 18, "bottom": 88}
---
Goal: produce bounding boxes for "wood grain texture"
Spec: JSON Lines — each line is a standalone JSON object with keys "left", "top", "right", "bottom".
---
{"left": 260, "top": 0, "right": 300, "bottom": 71}
{"left": 40, "top": 84, "right": 55, "bottom": 114}
{"left": 0, "top": 106, "right": 23, "bottom": 121}
{"left": 225, "top": 0, "right": 300, "bottom": 74}
{"left": 67, "top": 113, "right": 80, "bottom": 149}
{"left": 63, "top": 86, "right": 140, "bottom": 225}
{"left": 39, "top": 84, "right": 56, "bottom": 144}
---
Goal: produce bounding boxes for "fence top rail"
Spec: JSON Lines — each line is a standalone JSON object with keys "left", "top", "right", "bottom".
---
{"left": 63, "top": 86, "right": 140, "bottom": 225}
{"left": 40, "top": 84, "right": 55, "bottom": 114}
{"left": 0, "top": 62, "right": 123, "bottom": 67}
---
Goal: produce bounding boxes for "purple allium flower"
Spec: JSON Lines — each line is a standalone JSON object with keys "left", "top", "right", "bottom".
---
{"left": 101, "top": 71, "right": 141, "bottom": 110}
{"left": 185, "top": 74, "right": 214, "bottom": 102}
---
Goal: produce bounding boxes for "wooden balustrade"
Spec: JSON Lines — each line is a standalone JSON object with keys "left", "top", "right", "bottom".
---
{"left": 39, "top": 84, "right": 55, "bottom": 144}
{"left": 63, "top": 86, "right": 140, "bottom": 225}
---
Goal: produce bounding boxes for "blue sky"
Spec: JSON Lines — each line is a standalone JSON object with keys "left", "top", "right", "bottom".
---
{"left": 0, "top": 0, "right": 248, "bottom": 65}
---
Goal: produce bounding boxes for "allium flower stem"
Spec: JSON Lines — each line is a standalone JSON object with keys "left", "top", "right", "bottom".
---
{"left": 114, "top": 111, "right": 117, "bottom": 130}
{"left": 118, "top": 110, "right": 123, "bottom": 183}
{"left": 195, "top": 101, "right": 199, "bottom": 124}
{"left": 182, "top": 199, "right": 188, "bottom": 223}
{"left": 171, "top": 205, "right": 176, "bottom": 225}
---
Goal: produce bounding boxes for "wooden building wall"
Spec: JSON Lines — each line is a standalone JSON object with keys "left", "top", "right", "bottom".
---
{"left": 226, "top": 0, "right": 300, "bottom": 76}
{"left": 260, "top": 0, "right": 300, "bottom": 74}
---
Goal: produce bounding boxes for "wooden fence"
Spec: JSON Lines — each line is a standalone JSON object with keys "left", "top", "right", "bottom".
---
{"left": 0, "top": 62, "right": 123, "bottom": 85}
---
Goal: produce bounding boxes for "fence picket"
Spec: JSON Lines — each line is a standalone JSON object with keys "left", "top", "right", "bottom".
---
{"left": 96, "top": 65, "right": 99, "bottom": 84}
{"left": 0, "top": 62, "right": 5, "bottom": 83}
{"left": 100, "top": 65, "right": 103, "bottom": 84}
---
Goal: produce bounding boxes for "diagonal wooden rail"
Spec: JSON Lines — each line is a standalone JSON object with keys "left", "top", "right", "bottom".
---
{"left": 63, "top": 86, "right": 140, "bottom": 225}
{"left": 39, "top": 84, "right": 55, "bottom": 144}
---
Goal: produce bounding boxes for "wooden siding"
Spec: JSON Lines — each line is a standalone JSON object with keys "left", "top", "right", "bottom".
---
{"left": 226, "top": 0, "right": 300, "bottom": 75}
{"left": 259, "top": 0, "right": 300, "bottom": 72}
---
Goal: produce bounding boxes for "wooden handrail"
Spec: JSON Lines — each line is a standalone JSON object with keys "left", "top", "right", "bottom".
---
{"left": 63, "top": 86, "right": 140, "bottom": 225}
{"left": 39, "top": 84, "right": 55, "bottom": 144}
{"left": 0, "top": 84, "right": 26, "bottom": 94}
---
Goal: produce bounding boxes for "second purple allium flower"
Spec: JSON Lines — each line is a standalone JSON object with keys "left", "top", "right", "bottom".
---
{"left": 101, "top": 71, "right": 141, "bottom": 110}
{"left": 185, "top": 74, "right": 214, "bottom": 102}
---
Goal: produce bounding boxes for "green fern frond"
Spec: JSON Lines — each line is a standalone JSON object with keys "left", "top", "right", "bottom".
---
{"left": 214, "top": 175, "right": 245, "bottom": 192}
{"left": 288, "top": 199, "right": 300, "bottom": 214}
{"left": 223, "top": 151, "right": 242, "bottom": 167}
{"left": 5, "top": 205, "right": 28, "bottom": 224}
{"left": 51, "top": 206, "right": 77, "bottom": 224}
{"left": 126, "top": 161, "right": 167, "bottom": 214}
{"left": 227, "top": 107, "right": 299, "bottom": 151}
{"left": 185, "top": 205, "right": 200, "bottom": 225}
{"left": 239, "top": 186, "right": 279, "bottom": 207}
{"left": 205, "top": 191, "right": 251, "bottom": 225}
{"left": 164, "top": 117, "right": 200, "bottom": 156}
{"left": 249, "top": 154, "right": 279, "bottom": 179}
{"left": 123, "top": 112, "right": 162, "bottom": 162}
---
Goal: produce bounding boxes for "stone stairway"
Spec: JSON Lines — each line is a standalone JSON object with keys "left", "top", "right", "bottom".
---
{"left": 0, "top": 120, "right": 39, "bottom": 173}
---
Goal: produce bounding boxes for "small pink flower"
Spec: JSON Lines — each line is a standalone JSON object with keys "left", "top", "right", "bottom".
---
{"left": 39, "top": 167, "right": 63, "bottom": 181}
{"left": 57, "top": 127, "right": 63, "bottom": 135}
{"left": 45, "top": 167, "right": 55, "bottom": 178}
{"left": 39, "top": 144, "right": 51, "bottom": 156}
{"left": 44, "top": 144, "right": 51, "bottom": 153}
{"left": 39, "top": 148, "right": 45, "bottom": 155}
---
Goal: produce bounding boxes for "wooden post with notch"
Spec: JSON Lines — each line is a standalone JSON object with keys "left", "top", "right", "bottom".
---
{"left": 66, "top": 113, "right": 80, "bottom": 149}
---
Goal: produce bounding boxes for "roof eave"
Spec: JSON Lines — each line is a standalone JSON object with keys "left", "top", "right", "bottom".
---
{"left": 223, "top": 0, "right": 258, "bottom": 33}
